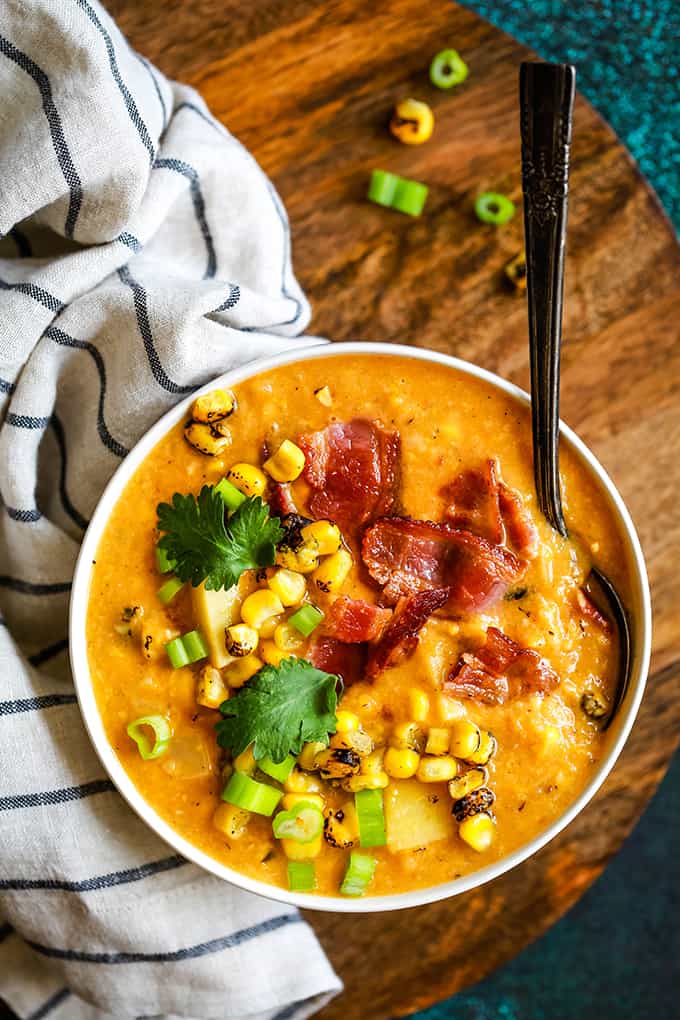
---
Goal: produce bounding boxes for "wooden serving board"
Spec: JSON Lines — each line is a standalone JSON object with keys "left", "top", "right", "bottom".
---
{"left": 109, "top": 1, "right": 680, "bottom": 1016}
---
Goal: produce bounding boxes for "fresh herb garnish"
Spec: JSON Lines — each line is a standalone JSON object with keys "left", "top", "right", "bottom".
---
{"left": 156, "top": 486, "right": 283, "bottom": 592}
{"left": 216, "top": 657, "right": 338, "bottom": 764}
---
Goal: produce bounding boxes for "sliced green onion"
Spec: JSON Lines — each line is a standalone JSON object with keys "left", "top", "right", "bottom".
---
{"left": 340, "top": 851, "right": 377, "bottom": 897}
{"left": 182, "top": 629, "right": 208, "bottom": 663}
{"left": 355, "top": 788, "right": 386, "bottom": 848}
{"left": 288, "top": 860, "right": 316, "bottom": 892}
{"left": 157, "top": 576, "right": 184, "bottom": 605}
{"left": 289, "top": 604, "right": 324, "bottom": 637}
{"left": 222, "top": 771, "right": 283, "bottom": 816}
{"left": 165, "top": 635, "right": 190, "bottom": 669}
{"left": 430, "top": 48, "right": 468, "bottom": 89}
{"left": 127, "top": 715, "right": 171, "bottom": 760}
{"left": 259, "top": 754, "right": 296, "bottom": 783}
{"left": 392, "top": 178, "right": 428, "bottom": 217}
{"left": 214, "top": 477, "right": 247, "bottom": 513}
{"left": 273, "top": 800, "right": 324, "bottom": 843}
{"left": 368, "top": 169, "right": 399, "bottom": 208}
{"left": 474, "top": 191, "right": 516, "bottom": 225}
{"left": 155, "top": 544, "right": 176, "bottom": 574}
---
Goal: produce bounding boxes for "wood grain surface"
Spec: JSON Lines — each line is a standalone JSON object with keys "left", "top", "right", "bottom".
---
{"left": 107, "top": 1, "right": 680, "bottom": 1016}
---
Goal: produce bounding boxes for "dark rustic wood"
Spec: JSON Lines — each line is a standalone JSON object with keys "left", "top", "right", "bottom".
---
{"left": 106, "top": 1, "right": 680, "bottom": 1016}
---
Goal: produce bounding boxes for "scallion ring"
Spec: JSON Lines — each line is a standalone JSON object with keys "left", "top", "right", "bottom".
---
{"left": 127, "top": 715, "right": 172, "bottom": 760}
{"left": 430, "top": 49, "right": 468, "bottom": 89}
{"left": 474, "top": 191, "right": 516, "bottom": 225}
{"left": 222, "top": 771, "right": 282, "bottom": 816}
{"left": 273, "top": 800, "right": 324, "bottom": 844}
{"left": 340, "top": 851, "right": 377, "bottom": 897}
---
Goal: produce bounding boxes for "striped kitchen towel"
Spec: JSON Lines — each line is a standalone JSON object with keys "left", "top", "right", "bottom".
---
{"left": 0, "top": 1, "right": 341, "bottom": 1018}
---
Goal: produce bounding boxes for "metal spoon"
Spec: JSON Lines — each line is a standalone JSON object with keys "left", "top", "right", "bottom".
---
{"left": 519, "top": 61, "right": 631, "bottom": 729}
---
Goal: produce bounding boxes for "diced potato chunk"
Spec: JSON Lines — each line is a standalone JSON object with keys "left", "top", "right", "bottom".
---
{"left": 384, "top": 779, "right": 454, "bottom": 852}
{"left": 190, "top": 574, "right": 254, "bottom": 668}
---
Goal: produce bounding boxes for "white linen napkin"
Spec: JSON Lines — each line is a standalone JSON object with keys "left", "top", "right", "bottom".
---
{"left": 0, "top": 1, "right": 342, "bottom": 1017}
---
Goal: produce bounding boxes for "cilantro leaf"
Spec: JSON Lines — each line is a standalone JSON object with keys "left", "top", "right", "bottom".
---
{"left": 156, "top": 487, "right": 283, "bottom": 591}
{"left": 216, "top": 657, "right": 339, "bottom": 763}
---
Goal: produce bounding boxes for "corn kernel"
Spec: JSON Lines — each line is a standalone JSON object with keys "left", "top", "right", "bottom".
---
{"left": 184, "top": 422, "right": 231, "bottom": 457}
{"left": 409, "top": 689, "right": 430, "bottom": 723}
{"left": 281, "top": 834, "right": 323, "bottom": 860}
{"left": 458, "top": 812, "right": 495, "bottom": 852}
{"left": 298, "top": 741, "right": 326, "bottom": 771}
{"left": 448, "top": 767, "right": 487, "bottom": 801}
{"left": 227, "top": 462, "right": 267, "bottom": 497}
{"left": 263, "top": 439, "right": 306, "bottom": 483}
{"left": 224, "top": 654, "right": 263, "bottom": 688}
{"left": 345, "top": 771, "right": 389, "bottom": 792}
{"left": 241, "top": 589, "right": 284, "bottom": 630}
{"left": 195, "top": 665, "right": 229, "bottom": 709}
{"left": 315, "top": 385, "right": 333, "bottom": 407}
{"left": 426, "top": 728, "right": 450, "bottom": 756}
{"left": 504, "top": 251, "right": 527, "bottom": 292}
{"left": 260, "top": 640, "right": 290, "bottom": 667}
{"left": 283, "top": 772, "right": 323, "bottom": 795}
{"left": 391, "top": 722, "right": 427, "bottom": 753}
{"left": 311, "top": 549, "right": 352, "bottom": 594}
{"left": 449, "top": 720, "right": 482, "bottom": 760}
{"left": 268, "top": 569, "right": 306, "bottom": 607}
{"left": 384, "top": 747, "right": 420, "bottom": 779}
{"left": 225, "top": 624, "right": 258, "bottom": 658}
{"left": 213, "top": 803, "right": 250, "bottom": 839}
{"left": 258, "top": 614, "right": 283, "bottom": 639}
{"left": 324, "top": 807, "right": 357, "bottom": 849}
{"left": 282, "top": 792, "right": 324, "bottom": 810}
{"left": 274, "top": 621, "right": 306, "bottom": 653}
{"left": 336, "top": 710, "right": 360, "bottom": 733}
{"left": 416, "top": 756, "right": 458, "bottom": 783}
{"left": 390, "top": 97, "right": 434, "bottom": 145}
{"left": 192, "top": 389, "right": 235, "bottom": 424}
{"left": 301, "top": 520, "right": 342, "bottom": 556}
{"left": 276, "top": 543, "right": 320, "bottom": 574}
{"left": 467, "top": 730, "right": 497, "bottom": 765}
{"left": 360, "top": 748, "right": 385, "bottom": 775}
{"left": 233, "top": 745, "right": 256, "bottom": 775}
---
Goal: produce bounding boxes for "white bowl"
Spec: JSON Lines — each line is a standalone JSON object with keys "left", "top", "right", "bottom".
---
{"left": 69, "top": 342, "right": 652, "bottom": 913}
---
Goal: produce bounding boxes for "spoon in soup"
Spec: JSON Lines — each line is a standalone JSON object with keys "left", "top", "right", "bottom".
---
{"left": 519, "top": 61, "right": 631, "bottom": 729}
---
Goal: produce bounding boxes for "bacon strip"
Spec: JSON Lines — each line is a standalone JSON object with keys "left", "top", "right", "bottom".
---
{"left": 307, "top": 636, "right": 366, "bottom": 687}
{"left": 298, "top": 419, "right": 400, "bottom": 532}
{"left": 366, "top": 588, "right": 450, "bottom": 678}
{"left": 362, "top": 517, "right": 524, "bottom": 613}
{"left": 576, "top": 588, "right": 612, "bottom": 632}
{"left": 269, "top": 482, "right": 298, "bottom": 518}
{"left": 325, "top": 596, "right": 392, "bottom": 643}
{"left": 445, "top": 626, "right": 559, "bottom": 704}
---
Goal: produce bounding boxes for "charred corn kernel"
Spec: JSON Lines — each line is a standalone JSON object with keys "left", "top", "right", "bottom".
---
{"left": 255, "top": 567, "right": 275, "bottom": 587}
{"left": 260, "top": 640, "right": 289, "bottom": 667}
{"left": 241, "top": 590, "right": 284, "bottom": 631}
{"left": 233, "top": 745, "right": 257, "bottom": 775}
{"left": 192, "top": 389, "right": 235, "bottom": 424}
{"left": 409, "top": 689, "right": 430, "bottom": 723}
{"left": 212, "top": 802, "right": 250, "bottom": 839}
{"left": 281, "top": 833, "right": 323, "bottom": 860}
{"left": 467, "top": 730, "right": 497, "bottom": 766}
{"left": 384, "top": 747, "right": 420, "bottom": 779}
{"left": 315, "top": 385, "right": 333, "bottom": 407}
{"left": 336, "top": 710, "right": 360, "bottom": 733}
{"left": 273, "top": 621, "right": 306, "bottom": 653}
{"left": 505, "top": 251, "right": 527, "bottom": 291}
{"left": 332, "top": 729, "right": 373, "bottom": 756}
{"left": 458, "top": 812, "right": 496, "bottom": 852}
{"left": 312, "top": 549, "right": 352, "bottom": 594}
{"left": 283, "top": 770, "right": 323, "bottom": 795}
{"left": 448, "top": 767, "right": 487, "bottom": 801}
{"left": 224, "top": 654, "right": 263, "bottom": 688}
{"left": 449, "top": 720, "right": 482, "bottom": 760}
{"left": 359, "top": 747, "right": 385, "bottom": 774}
{"left": 298, "top": 741, "right": 326, "bottom": 771}
{"left": 317, "top": 746, "right": 362, "bottom": 780}
{"left": 263, "top": 439, "right": 306, "bottom": 483}
{"left": 282, "top": 792, "right": 324, "bottom": 811}
{"left": 227, "top": 463, "right": 267, "bottom": 497}
{"left": 435, "top": 693, "right": 466, "bottom": 723}
{"left": 391, "top": 722, "right": 427, "bottom": 753}
{"left": 268, "top": 569, "right": 306, "bottom": 607}
{"left": 184, "top": 421, "right": 231, "bottom": 456}
{"left": 258, "top": 614, "right": 283, "bottom": 639}
{"left": 345, "top": 771, "right": 389, "bottom": 792}
{"left": 225, "top": 624, "right": 258, "bottom": 658}
{"left": 390, "top": 98, "right": 434, "bottom": 145}
{"left": 416, "top": 756, "right": 458, "bottom": 783}
{"left": 195, "top": 665, "right": 229, "bottom": 709}
{"left": 426, "top": 728, "right": 450, "bottom": 756}
{"left": 301, "top": 520, "right": 342, "bottom": 556}
{"left": 324, "top": 806, "right": 357, "bottom": 849}
{"left": 276, "top": 543, "right": 320, "bottom": 574}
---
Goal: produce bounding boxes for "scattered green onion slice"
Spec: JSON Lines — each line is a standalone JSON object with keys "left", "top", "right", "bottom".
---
{"left": 157, "top": 576, "right": 184, "bottom": 605}
{"left": 165, "top": 635, "right": 190, "bottom": 669}
{"left": 165, "top": 629, "right": 208, "bottom": 668}
{"left": 474, "top": 191, "right": 516, "bottom": 225}
{"left": 222, "top": 771, "right": 283, "bottom": 816}
{"left": 127, "top": 715, "right": 171, "bottom": 760}
{"left": 340, "top": 851, "right": 377, "bottom": 897}
{"left": 391, "top": 178, "right": 428, "bottom": 217}
{"left": 287, "top": 860, "right": 316, "bottom": 892}
{"left": 289, "top": 604, "right": 324, "bottom": 637}
{"left": 273, "top": 800, "right": 324, "bottom": 843}
{"left": 430, "top": 48, "right": 468, "bottom": 89}
{"left": 355, "top": 788, "right": 386, "bottom": 848}
{"left": 155, "top": 544, "right": 176, "bottom": 574}
{"left": 368, "top": 169, "right": 400, "bottom": 208}
{"left": 214, "top": 477, "right": 247, "bottom": 513}
{"left": 259, "top": 754, "right": 296, "bottom": 783}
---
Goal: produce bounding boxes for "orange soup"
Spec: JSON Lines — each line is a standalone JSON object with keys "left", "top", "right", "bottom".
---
{"left": 87, "top": 354, "right": 626, "bottom": 899}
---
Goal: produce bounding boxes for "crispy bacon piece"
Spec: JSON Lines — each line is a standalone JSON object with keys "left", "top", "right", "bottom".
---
{"left": 361, "top": 517, "right": 523, "bottom": 613}
{"left": 298, "top": 419, "right": 400, "bottom": 532}
{"left": 445, "top": 626, "right": 559, "bottom": 705}
{"left": 576, "top": 588, "right": 612, "bottom": 632}
{"left": 325, "top": 596, "right": 392, "bottom": 643}
{"left": 442, "top": 460, "right": 539, "bottom": 559}
{"left": 269, "top": 482, "right": 298, "bottom": 518}
{"left": 307, "top": 636, "right": 366, "bottom": 687}
{"left": 366, "top": 588, "right": 450, "bottom": 678}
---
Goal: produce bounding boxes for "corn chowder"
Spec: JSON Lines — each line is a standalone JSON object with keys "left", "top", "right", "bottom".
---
{"left": 87, "top": 354, "right": 626, "bottom": 898}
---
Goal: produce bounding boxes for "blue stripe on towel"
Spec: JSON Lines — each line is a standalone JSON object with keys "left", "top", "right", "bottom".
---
{"left": 6, "top": 412, "right": 51, "bottom": 429}
{"left": 46, "top": 326, "right": 129, "bottom": 458}
{"left": 0, "top": 779, "right": 114, "bottom": 811}
{"left": 0, "top": 277, "right": 64, "bottom": 313}
{"left": 0, "top": 692, "right": 75, "bottom": 715}
{"left": 50, "top": 414, "right": 90, "bottom": 530}
{"left": 153, "top": 157, "right": 216, "bottom": 278}
{"left": 28, "top": 640, "right": 70, "bottom": 667}
{"left": 26, "top": 913, "right": 302, "bottom": 963}
{"left": 116, "top": 231, "right": 142, "bottom": 253}
{"left": 72, "top": 0, "right": 155, "bottom": 163}
{"left": 0, "top": 377, "right": 17, "bottom": 394}
{"left": 0, "top": 576, "right": 71, "bottom": 595}
{"left": 5, "top": 506, "right": 42, "bottom": 522}
{"left": 0, "top": 34, "right": 83, "bottom": 237}
{"left": 27, "top": 988, "right": 71, "bottom": 1020}
{"left": 136, "top": 52, "right": 168, "bottom": 130}
{"left": 213, "top": 284, "right": 241, "bottom": 312}
{"left": 0, "top": 855, "right": 186, "bottom": 892}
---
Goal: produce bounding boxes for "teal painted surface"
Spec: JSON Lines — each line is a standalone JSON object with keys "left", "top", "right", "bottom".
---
{"left": 411, "top": 3, "right": 679, "bottom": 1017}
